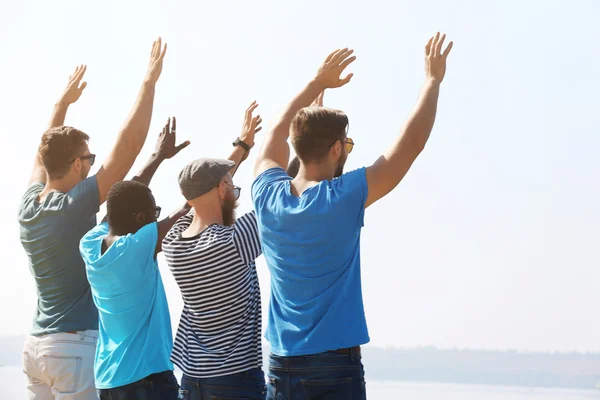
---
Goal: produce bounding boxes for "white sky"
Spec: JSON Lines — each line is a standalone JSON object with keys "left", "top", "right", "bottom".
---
{"left": 1, "top": 0, "right": 599, "bottom": 353}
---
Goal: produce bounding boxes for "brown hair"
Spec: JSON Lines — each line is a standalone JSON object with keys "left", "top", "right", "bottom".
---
{"left": 38, "top": 126, "right": 90, "bottom": 179}
{"left": 290, "top": 107, "right": 348, "bottom": 163}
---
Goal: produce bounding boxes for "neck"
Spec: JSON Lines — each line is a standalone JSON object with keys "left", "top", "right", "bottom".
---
{"left": 40, "top": 175, "right": 80, "bottom": 199}
{"left": 296, "top": 162, "right": 335, "bottom": 183}
{"left": 183, "top": 203, "right": 223, "bottom": 237}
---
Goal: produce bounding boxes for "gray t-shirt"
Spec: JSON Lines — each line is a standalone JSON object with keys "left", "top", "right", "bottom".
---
{"left": 18, "top": 176, "right": 100, "bottom": 336}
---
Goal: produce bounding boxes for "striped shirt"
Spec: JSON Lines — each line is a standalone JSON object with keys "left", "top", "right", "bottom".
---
{"left": 162, "top": 211, "right": 263, "bottom": 378}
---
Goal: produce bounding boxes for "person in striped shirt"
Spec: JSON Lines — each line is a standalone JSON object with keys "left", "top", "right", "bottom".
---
{"left": 162, "top": 102, "right": 265, "bottom": 400}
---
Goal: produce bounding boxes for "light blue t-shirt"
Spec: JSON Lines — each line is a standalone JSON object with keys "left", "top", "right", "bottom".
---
{"left": 251, "top": 167, "right": 370, "bottom": 356}
{"left": 79, "top": 222, "right": 173, "bottom": 389}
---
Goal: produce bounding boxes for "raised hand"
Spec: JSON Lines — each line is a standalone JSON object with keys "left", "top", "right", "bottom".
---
{"left": 59, "top": 65, "right": 87, "bottom": 105}
{"left": 311, "top": 91, "right": 324, "bottom": 107}
{"left": 145, "top": 37, "right": 168, "bottom": 84}
{"left": 314, "top": 48, "right": 356, "bottom": 89}
{"left": 155, "top": 117, "right": 190, "bottom": 159}
{"left": 425, "top": 32, "right": 453, "bottom": 83}
{"left": 240, "top": 101, "right": 263, "bottom": 149}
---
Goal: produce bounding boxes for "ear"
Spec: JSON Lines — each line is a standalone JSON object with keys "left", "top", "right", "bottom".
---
{"left": 217, "top": 182, "right": 226, "bottom": 201}
{"left": 329, "top": 140, "right": 342, "bottom": 159}
{"left": 135, "top": 211, "right": 145, "bottom": 225}
{"left": 71, "top": 158, "right": 82, "bottom": 174}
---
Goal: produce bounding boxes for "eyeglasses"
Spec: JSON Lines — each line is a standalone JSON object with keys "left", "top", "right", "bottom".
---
{"left": 223, "top": 181, "right": 241, "bottom": 200}
{"left": 69, "top": 154, "right": 96, "bottom": 166}
{"left": 132, "top": 206, "right": 161, "bottom": 220}
{"left": 342, "top": 137, "right": 354, "bottom": 154}
{"left": 329, "top": 138, "right": 354, "bottom": 154}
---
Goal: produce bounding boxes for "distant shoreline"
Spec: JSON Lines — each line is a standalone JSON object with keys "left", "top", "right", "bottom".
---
{"left": 3, "top": 336, "right": 600, "bottom": 390}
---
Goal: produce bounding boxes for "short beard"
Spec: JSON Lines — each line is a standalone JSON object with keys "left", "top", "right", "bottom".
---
{"left": 221, "top": 195, "right": 238, "bottom": 226}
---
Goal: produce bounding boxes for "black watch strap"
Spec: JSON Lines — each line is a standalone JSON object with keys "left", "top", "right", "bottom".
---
{"left": 233, "top": 138, "right": 250, "bottom": 152}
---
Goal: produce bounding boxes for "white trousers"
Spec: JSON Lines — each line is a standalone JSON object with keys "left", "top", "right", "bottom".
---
{"left": 22, "top": 331, "right": 99, "bottom": 400}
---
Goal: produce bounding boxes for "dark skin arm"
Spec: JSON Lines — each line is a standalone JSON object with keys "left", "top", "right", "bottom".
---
{"left": 101, "top": 117, "right": 190, "bottom": 228}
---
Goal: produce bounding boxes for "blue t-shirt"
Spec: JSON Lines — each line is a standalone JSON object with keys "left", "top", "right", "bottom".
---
{"left": 251, "top": 167, "right": 370, "bottom": 356}
{"left": 79, "top": 222, "right": 173, "bottom": 389}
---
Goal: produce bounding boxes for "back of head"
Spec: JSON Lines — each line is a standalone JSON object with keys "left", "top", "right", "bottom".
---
{"left": 106, "top": 181, "right": 154, "bottom": 236}
{"left": 290, "top": 107, "right": 348, "bottom": 164}
{"left": 38, "top": 126, "right": 90, "bottom": 180}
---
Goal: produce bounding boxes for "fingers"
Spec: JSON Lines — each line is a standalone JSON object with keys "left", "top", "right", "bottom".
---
{"left": 245, "top": 101, "right": 259, "bottom": 122}
{"left": 159, "top": 42, "right": 167, "bottom": 61}
{"left": 331, "top": 48, "right": 353, "bottom": 66}
{"left": 435, "top": 33, "right": 446, "bottom": 56}
{"left": 338, "top": 73, "right": 354, "bottom": 87}
{"left": 79, "top": 81, "right": 87, "bottom": 91}
{"left": 151, "top": 37, "right": 167, "bottom": 61}
{"left": 425, "top": 37, "right": 434, "bottom": 56}
{"left": 255, "top": 126, "right": 262, "bottom": 134}
{"left": 338, "top": 55, "right": 356, "bottom": 72}
{"left": 175, "top": 140, "right": 191, "bottom": 153}
{"left": 151, "top": 39, "right": 159, "bottom": 59}
{"left": 324, "top": 49, "right": 340, "bottom": 64}
{"left": 171, "top": 116, "right": 176, "bottom": 134}
{"left": 442, "top": 41, "right": 454, "bottom": 59}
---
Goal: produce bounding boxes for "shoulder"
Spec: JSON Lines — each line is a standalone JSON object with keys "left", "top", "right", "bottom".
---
{"left": 127, "top": 222, "right": 158, "bottom": 244}
{"left": 67, "top": 175, "right": 99, "bottom": 199}
{"left": 252, "top": 167, "right": 289, "bottom": 193}
{"left": 163, "top": 212, "right": 193, "bottom": 246}
{"left": 19, "top": 183, "right": 44, "bottom": 209}
{"left": 79, "top": 223, "right": 109, "bottom": 262}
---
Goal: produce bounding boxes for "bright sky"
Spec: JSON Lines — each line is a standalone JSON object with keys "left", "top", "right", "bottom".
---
{"left": 1, "top": 0, "right": 599, "bottom": 353}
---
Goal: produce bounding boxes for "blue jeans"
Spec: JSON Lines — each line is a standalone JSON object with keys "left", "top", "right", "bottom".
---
{"left": 98, "top": 370, "right": 179, "bottom": 400}
{"left": 179, "top": 367, "right": 266, "bottom": 399}
{"left": 267, "top": 347, "right": 366, "bottom": 400}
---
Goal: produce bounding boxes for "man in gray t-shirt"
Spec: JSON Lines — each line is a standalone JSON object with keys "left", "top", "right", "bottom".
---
{"left": 19, "top": 38, "right": 168, "bottom": 400}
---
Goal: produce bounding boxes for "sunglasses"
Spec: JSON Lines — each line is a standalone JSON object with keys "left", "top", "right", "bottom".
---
{"left": 342, "top": 137, "right": 354, "bottom": 154}
{"left": 70, "top": 153, "right": 96, "bottom": 166}
{"left": 329, "top": 138, "right": 354, "bottom": 154}
{"left": 223, "top": 181, "right": 241, "bottom": 200}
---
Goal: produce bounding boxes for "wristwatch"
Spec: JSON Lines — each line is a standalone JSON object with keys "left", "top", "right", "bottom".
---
{"left": 232, "top": 138, "right": 250, "bottom": 152}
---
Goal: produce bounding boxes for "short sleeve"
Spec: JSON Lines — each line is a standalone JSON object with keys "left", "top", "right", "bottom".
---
{"left": 18, "top": 183, "right": 44, "bottom": 215}
{"left": 66, "top": 175, "right": 100, "bottom": 218}
{"left": 331, "top": 167, "right": 368, "bottom": 228}
{"left": 232, "top": 211, "right": 262, "bottom": 265}
{"left": 123, "top": 222, "right": 158, "bottom": 263}
{"left": 251, "top": 167, "right": 290, "bottom": 211}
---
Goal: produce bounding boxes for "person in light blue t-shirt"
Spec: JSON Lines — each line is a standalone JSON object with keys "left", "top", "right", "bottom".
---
{"left": 252, "top": 34, "right": 454, "bottom": 399}
{"left": 80, "top": 118, "right": 190, "bottom": 400}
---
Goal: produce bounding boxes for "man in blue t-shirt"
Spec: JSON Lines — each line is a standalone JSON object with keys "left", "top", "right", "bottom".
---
{"left": 79, "top": 118, "right": 190, "bottom": 400}
{"left": 252, "top": 34, "right": 454, "bottom": 398}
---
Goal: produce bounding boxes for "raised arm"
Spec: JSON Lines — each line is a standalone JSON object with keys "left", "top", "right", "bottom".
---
{"left": 131, "top": 117, "right": 190, "bottom": 186}
{"left": 254, "top": 49, "right": 355, "bottom": 177}
{"left": 228, "top": 101, "right": 262, "bottom": 177}
{"left": 29, "top": 65, "right": 88, "bottom": 186}
{"left": 95, "top": 38, "right": 167, "bottom": 204}
{"left": 365, "top": 32, "right": 453, "bottom": 208}
{"left": 102, "top": 117, "right": 189, "bottom": 225}
{"left": 155, "top": 202, "right": 191, "bottom": 255}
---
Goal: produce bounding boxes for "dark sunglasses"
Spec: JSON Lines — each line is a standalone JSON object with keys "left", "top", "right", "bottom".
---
{"left": 70, "top": 153, "right": 96, "bottom": 166}
{"left": 223, "top": 181, "right": 241, "bottom": 200}
{"left": 132, "top": 206, "right": 161, "bottom": 220}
